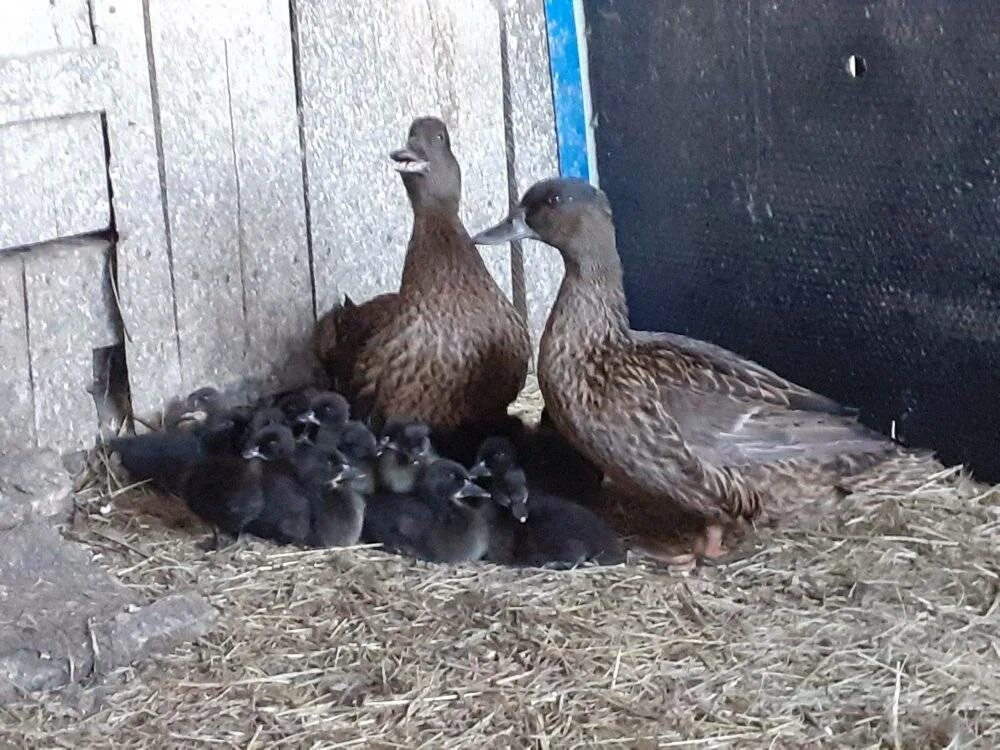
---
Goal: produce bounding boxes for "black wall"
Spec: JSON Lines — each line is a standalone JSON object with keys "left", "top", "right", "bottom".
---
{"left": 584, "top": 0, "right": 1000, "bottom": 481}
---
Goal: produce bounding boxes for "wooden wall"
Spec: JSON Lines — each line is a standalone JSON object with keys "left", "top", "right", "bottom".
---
{"left": 0, "top": 0, "right": 560, "bottom": 453}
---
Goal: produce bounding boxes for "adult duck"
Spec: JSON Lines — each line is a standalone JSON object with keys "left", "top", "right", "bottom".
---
{"left": 313, "top": 117, "right": 530, "bottom": 441}
{"left": 473, "top": 177, "right": 927, "bottom": 556}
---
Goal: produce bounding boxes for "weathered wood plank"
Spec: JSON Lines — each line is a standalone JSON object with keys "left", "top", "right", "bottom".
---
{"left": 219, "top": 1, "right": 313, "bottom": 392}
{"left": 0, "top": 253, "right": 36, "bottom": 452}
{"left": 148, "top": 0, "right": 310, "bottom": 396}
{"left": 0, "top": 114, "right": 110, "bottom": 250}
{"left": 297, "top": 0, "right": 513, "bottom": 316}
{"left": 22, "top": 238, "right": 118, "bottom": 452}
{"left": 0, "top": 0, "right": 92, "bottom": 57}
{"left": 92, "top": 0, "right": 183, "bottom": 420}
{"left": 0, "top": 46, "right": 115, "bottom": 126}
{"left": 148, "top": 0, "right": 246, "bottom": 394}
{"left": 499, "top": 0, "right": 563, "bottom": 349}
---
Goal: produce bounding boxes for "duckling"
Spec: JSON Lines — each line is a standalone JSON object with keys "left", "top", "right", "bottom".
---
{"left": 324, "top": 420, "right": 380, "bottom": 495}
{"left": 240, "top": 425, "right": 314, "bottom": 545}
{"left": 313, "top": 116, "right": 531, "bottom": 432}
{"left": 474, "top": 177, "right": 916, "bottom": 557}
{"left": 376, "top": 417, "right": 437, "bottom": 493}
{"left": 304, "top": 449, "right": 369, "bottom": 549}
{"left": 107, "top": 410, "right": 244, "bottom": 495}
{"left": 181, "top": 425, "right": 294, "bottom": 540}
{"left": 471, "top": 431, "right": 603, "bottom": 506}
{"left": 163, "top": 386, "right": 228, "bottom": 430}
{"left": 473, "top": 440, "right": 623, "bottom": 568}
{"left": 362, "top": 459, "right": 494, "bottom": 563}
{"left": 293, "top": 391, "right": 352, "bottom": 445}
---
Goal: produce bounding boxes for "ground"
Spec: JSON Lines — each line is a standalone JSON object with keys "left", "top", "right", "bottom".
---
{"left": 2, "top": 385, "right": 998, "bottom": 748}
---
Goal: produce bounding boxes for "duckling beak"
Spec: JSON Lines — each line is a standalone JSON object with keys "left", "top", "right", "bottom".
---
{"left": 296, "top": 410, "right": 321, "bottom": 426}
{"left": 472, "top": 208, "right": 538, "bottom": 245}
{"left": 468, "top": 461, "right": 491, "bottom": 479}
{"left": 241, "top": 446, "right": 264, "bottom": 461}
{"left": 329, "top": 465, "right": 367, "bottom": 486}
{"left": 390, "top": 146, "right": 429, "bottom": 175}
{"left": 513, "top": 504, "right": 529, "bottom": 523}
{"left": 178, "top": 409, "right": 208, "bottom": 424}
{"left": 456, "top": 480, "right": 492, "bottom": 500}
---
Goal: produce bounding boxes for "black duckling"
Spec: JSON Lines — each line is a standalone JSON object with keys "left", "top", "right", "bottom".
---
{"left": 240, "top": 425, "right": 313, "bottom": 546}
{"left": 376, "top": 417, "right": 437, "bottom": 493}
{"left": 362, "top": 459, "right": 493, "bottom": 563}
{"left": 304, "top": 449, "right": 369, "bottom": 549}
{"left": 293, "top": 391, "right": 352, "bottom": 445}
{"left": 181, "top": 425, "right": 296, "bottom": 540}
{"left": 313, "top": 116, "right": 530, "bottom": 431}
{"left": 108, "top": 410, "right": 245, "bottom": 495}
{"left": 163, "top": 386, "right": 229, "bottom": 430}
{"left": 319, "top": 420, "right": 380, "bottom": 495}
{"left": 474, "top": 177, "right": 923, "bottom": 558}
{"left": 473, "top": 439, "right": 623, "bottom": 569}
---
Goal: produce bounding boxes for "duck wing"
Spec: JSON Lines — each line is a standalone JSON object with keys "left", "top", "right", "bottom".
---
{"left": 629, "top": 331, "right": 892, "bottom": 468}
{"left": 314, "top": 292, "right": 398, "bottom": 399}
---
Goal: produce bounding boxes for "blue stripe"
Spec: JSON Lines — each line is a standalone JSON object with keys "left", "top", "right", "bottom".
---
{"left": 544, "top": 0, "right": 590, "bottom": 181}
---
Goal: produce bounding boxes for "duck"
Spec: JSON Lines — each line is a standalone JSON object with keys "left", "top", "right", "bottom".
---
{"left": 300, "top": 447, "right": 369, "bottom": 549}
{"left": 181, "top": 424, "right": 292, "bottom": 543}
{"left": 362, "top": 459, "right": 494, "bottom": 563}
{"left": 313, "top": 116, "right": 531, "bottom": 437}
{"left": 238, "top": 425, "right": 314, "bottom": 546}
{"left": 107, "top": 404, "right": 246, "bottom": 495}
{"left": 472, "top": 438, "right": 623, "bottom": 568}
{"left": 473, "top": 177, "right": 920, "bottom": 558}
{"left": 375, "top": 417, "right": 437, "bottom": 493}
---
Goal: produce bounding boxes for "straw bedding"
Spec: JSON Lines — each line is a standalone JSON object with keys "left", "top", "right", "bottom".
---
{"left": 2, "top": 382, "right": 998, "bottom": 748}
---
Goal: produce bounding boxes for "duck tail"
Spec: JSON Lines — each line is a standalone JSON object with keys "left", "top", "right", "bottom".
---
{"left": 835, "top": 447, "right": 951, "bottom": 495}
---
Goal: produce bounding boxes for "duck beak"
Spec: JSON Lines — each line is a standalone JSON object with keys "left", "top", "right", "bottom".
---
{"left": 456, "top": 480, "right": 492, "bottom": 500}
{"left": 468, "top": 461, "right": 491, "bottom": 479}
{"left": 390, "top": 146, "right": 429, "bottom": 175}
{"left": 329, "top": 465, "right": 367, "bottom": 486}
{"left": 296, "top": 410, "right": 321, "bottom": 426}
{"left": 241, "top": 446, "right": 264, "bottom": 461}
{"left": 472, "top": 207, "right": 538, "bottom": 245}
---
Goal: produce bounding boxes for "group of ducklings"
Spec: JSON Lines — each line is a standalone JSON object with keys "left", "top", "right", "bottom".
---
{"left": 111, "top": 385, "right": 621, "bottom": 569}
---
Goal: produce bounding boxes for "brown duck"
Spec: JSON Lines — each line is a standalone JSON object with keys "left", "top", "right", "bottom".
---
{"left": 474, "top": 177, "right": 933, "bottom": 557}
{"left": 313, "top": 117, "right": 530, "bottom": 436}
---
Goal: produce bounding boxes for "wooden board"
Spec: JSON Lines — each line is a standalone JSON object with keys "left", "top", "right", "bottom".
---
{"left": 296, "top": 0, "right": 513, "bottom": 316}
{"left": 500, "top": 0, "right": 564, "bottom": 351}
{"left": 92, "top": 0, "right": 183, "bottom": 421}
{"left": 0, "top": 253, "right": 35, "bottom": 452}
{"left": 22, "top": 238, "right": 118, "bottom": 452}
{"left": 147, "top": 0, "right": 311, "bottom": 397}
{"left": 0, "top": 2, "right": 111, "bottom": 250}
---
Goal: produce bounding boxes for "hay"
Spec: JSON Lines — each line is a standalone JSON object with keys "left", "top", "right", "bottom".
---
{"left": 2, "top": 384, "right": 998, "bottom": 748}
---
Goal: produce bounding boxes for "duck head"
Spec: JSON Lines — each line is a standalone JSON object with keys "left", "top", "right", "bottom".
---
{"left": 378, "top": 418, "right": 433, "bottom": 464}
{"left": 390, "top": 117, "right": 461, "bottom": 214}
{"left": 242, "top": 425, "right": 296, "bottom": 462}
{"left": 468, "top": 436, "right": 518, "bottom": 479}
{"left": 491, "top": 466, "right": 530, "bottom": 523}
{"left": 177, "top": 386, "right": 226, "bottom": 424}
{"left": 419, "top": 459, "right": 492, "bottom": 508}
{"left": 472, "top": 177, "right": 618, "bottom": 275}
{"left": 296, "top": 392, "right": 350, "bottom": 429}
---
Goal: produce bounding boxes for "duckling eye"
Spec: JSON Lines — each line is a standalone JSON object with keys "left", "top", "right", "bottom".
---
{"left": 436, "top": 132, "right": 445, "bottom": 142}
{"left": 548, "top": 193, "right": 561, "bottom": 207}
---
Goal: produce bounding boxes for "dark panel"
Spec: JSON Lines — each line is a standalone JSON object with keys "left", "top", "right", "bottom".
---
{"left": 584, "top": 0, "right": 1000, "bottom": 480}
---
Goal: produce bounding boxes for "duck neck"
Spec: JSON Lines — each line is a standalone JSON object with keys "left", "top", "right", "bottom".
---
{"left": 544, "top": 241, "right": 631, "bottom": 357}
{"left": 401, "top": 208, "right": 487, "bottom": 288}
